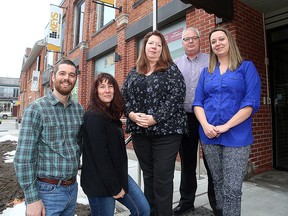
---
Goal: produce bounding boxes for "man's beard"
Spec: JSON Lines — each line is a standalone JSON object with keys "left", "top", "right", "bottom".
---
{"left": 54, "top": 80, "right": 75, "bottom": 96}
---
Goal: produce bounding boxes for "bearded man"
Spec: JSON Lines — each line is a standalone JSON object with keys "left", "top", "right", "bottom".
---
{"left": 14, "top": 59, "right": 84, "bottom": 216}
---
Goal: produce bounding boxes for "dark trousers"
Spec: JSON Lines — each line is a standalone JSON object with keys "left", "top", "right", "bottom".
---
{"left": 178, "top": 113, "right": 217, "bottom": 212}
{"left": 132, "top": 134, "right": 183, "bottom": 216}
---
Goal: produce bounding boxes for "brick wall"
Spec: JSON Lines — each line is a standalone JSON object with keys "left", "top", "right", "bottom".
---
{"left": 176, "top": 0, "right": 273, "bottom": 174}
{"left": 54, "top": 0, "right": 273, "bottom": 174}
{"left": 233, "top": 0, "right": 273, "bottom": 173}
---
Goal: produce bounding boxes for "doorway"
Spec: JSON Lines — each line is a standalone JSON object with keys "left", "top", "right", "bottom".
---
{"left": 269, "top": 25, "right": 288, "bottom": 170}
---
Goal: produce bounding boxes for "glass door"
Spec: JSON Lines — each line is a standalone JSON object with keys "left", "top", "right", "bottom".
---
{"left": 269, "top": 26, "right": 288, "bottom": 170}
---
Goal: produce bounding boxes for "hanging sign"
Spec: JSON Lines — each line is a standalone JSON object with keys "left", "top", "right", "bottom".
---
{"left": 98, "top": 0, "right": 114, "bottom": 5}
{"left": 31, "top": 70, "right": 40, "bottom": 91}
{"left": 47, "top": 5, "right": 63, "bottom": 52}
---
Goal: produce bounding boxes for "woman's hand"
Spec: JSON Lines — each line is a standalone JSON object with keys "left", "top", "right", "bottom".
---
{"left": 129, "top": 112, "right": 157, "bottom": 128}
{"left": 113, "top": 188, "right": 126, "bottom": 199}
{"left": 144, "top": 114, "right": 157, "bottom": 127}
{"left": 214, "top": 124, "right": 230, "bottom": 135}
{"left": 203, "top": 123, "right": 219, "bottom": 139}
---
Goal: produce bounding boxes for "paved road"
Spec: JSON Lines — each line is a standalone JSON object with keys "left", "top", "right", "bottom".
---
{"left": 0, "top": 117, "right": 20, "bottom": 132}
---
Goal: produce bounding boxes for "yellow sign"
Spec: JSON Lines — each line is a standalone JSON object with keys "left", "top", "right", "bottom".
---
{"left": 98, "top": 0, "right": 114, "bottom": 5}
{"left": 47, "top": 5, "right": 62, "bottom": 52}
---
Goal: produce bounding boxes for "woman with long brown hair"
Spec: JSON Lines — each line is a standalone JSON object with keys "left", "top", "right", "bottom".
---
{"left": 193, "top": 27, "right": 261, "bottom": 216}
{"left": 122, "top": 30, "right": 187, "bottom": 216}
{"left": 81, "top": 73, "right": 150, "bottom": 216}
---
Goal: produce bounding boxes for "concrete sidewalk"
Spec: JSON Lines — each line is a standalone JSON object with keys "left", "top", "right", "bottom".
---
{"left": 124, "top": 149, "right": 288, "bottom": 216}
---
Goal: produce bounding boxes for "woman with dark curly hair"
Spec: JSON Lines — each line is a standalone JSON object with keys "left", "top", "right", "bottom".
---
{"left": 81, "top": 73, "right": 150, "bottom": 216}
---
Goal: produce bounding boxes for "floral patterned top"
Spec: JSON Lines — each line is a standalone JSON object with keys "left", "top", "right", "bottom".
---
{"left": 122, "top": 62, "right": 187, "bottom": 136}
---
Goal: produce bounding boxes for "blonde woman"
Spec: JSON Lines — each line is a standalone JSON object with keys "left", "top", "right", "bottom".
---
{"left": 193, "top": 27, "right": 261, "bottom": 216}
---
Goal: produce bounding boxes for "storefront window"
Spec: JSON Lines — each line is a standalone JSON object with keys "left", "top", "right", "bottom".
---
{"left": 71, "top": 79, "right": 79, "bottom": 102}
{"left": 162, "top": 21, "right": 185, "bottom": 60}
{"left": 137, "top": 21, "right": 185, "bottom": 60}
{"left": 94, "top": 52, "right": 116, "bottom": 77}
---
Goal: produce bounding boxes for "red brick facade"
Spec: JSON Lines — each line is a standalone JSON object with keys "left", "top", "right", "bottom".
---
{"left": 19, "top": 0, "right": 273, "bottom": 174}
{"left": 178, "top": 0, "right": 273, "bottom": 173}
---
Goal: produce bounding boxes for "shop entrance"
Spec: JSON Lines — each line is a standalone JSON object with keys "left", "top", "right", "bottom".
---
{"left": 269, "top": 25, "right": 288, "bottom": 170}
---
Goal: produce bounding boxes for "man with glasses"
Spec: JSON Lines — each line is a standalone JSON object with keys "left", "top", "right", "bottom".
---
{"left": 173, "top": 27, "right": 217, "bottom": 215}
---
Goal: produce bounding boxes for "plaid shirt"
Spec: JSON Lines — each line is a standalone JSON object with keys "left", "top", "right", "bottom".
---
{"left": 14, "top": 92, "right": 84, "bottom": 204}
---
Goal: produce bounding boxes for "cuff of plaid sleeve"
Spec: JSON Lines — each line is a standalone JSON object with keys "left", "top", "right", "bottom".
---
{"left": 24, "top": 188, "right": 41, "bottom": 204}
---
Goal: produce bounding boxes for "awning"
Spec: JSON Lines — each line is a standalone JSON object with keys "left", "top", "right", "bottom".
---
{"left": 180, "top": 0, "right": 234, "bottom": 21}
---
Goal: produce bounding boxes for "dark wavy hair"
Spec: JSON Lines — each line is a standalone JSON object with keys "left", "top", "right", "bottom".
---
{"left": 53, "top": 59, "right": 78, "bottom": 75}
{"left": 88, "top": 73, "right": 124, "bottom": 122}
{"left": 136, "top": 30, "right": 173, "bottom": 74}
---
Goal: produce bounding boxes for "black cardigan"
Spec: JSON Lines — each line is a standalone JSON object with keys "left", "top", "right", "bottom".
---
{"left": 80, "top": 111, "right": 128, "bottom": 197}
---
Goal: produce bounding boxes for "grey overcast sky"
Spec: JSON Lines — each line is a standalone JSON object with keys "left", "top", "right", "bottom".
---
{"left": 0, "top": 0, "right": 61, "bottom": 78}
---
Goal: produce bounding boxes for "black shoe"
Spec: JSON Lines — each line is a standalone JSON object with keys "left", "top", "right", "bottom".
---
{"left": 173, "top": 204, "right": 195, "bottom": 215}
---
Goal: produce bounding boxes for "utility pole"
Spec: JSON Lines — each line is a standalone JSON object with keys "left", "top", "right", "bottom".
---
{"left": 153, "top": 0, "right": 158, "bottom": 30}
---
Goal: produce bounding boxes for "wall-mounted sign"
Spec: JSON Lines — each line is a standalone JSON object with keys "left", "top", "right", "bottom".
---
{"left": 47, "top": 5, "right": 62, "bottom": 52}
{"left": 164, "top": 27, "right": 183, "bottom": 43}
{"left": 31, "top": 70, "right": 40, "bottom": 91}
{"left": 98, "top": 0, "right": 114, "bottom": 5}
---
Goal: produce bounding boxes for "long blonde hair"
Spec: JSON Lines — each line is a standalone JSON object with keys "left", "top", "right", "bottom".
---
{"left": 208, "top": 27, "right": 242, "bottom": 73}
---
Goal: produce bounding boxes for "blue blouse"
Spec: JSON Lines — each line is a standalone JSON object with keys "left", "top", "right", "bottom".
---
{"left": 192, "top": 61, "right": 261, "bottom": 147}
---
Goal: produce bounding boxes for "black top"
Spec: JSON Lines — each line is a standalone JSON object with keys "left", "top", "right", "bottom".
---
{"left": 122, "top": 62, "right": 187, "bottom": 135}
{"left": 80, "top": 111, "right": 128, "bottom": 197}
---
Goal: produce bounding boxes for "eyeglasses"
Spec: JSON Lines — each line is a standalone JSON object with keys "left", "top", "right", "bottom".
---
{"left": 183, "top": 36, "right": 199, "bottom": 42}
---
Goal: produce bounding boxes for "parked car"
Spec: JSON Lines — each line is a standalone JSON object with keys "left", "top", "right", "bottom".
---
{"left": 0, "top": 111, "right": 12, "bottom": 119}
